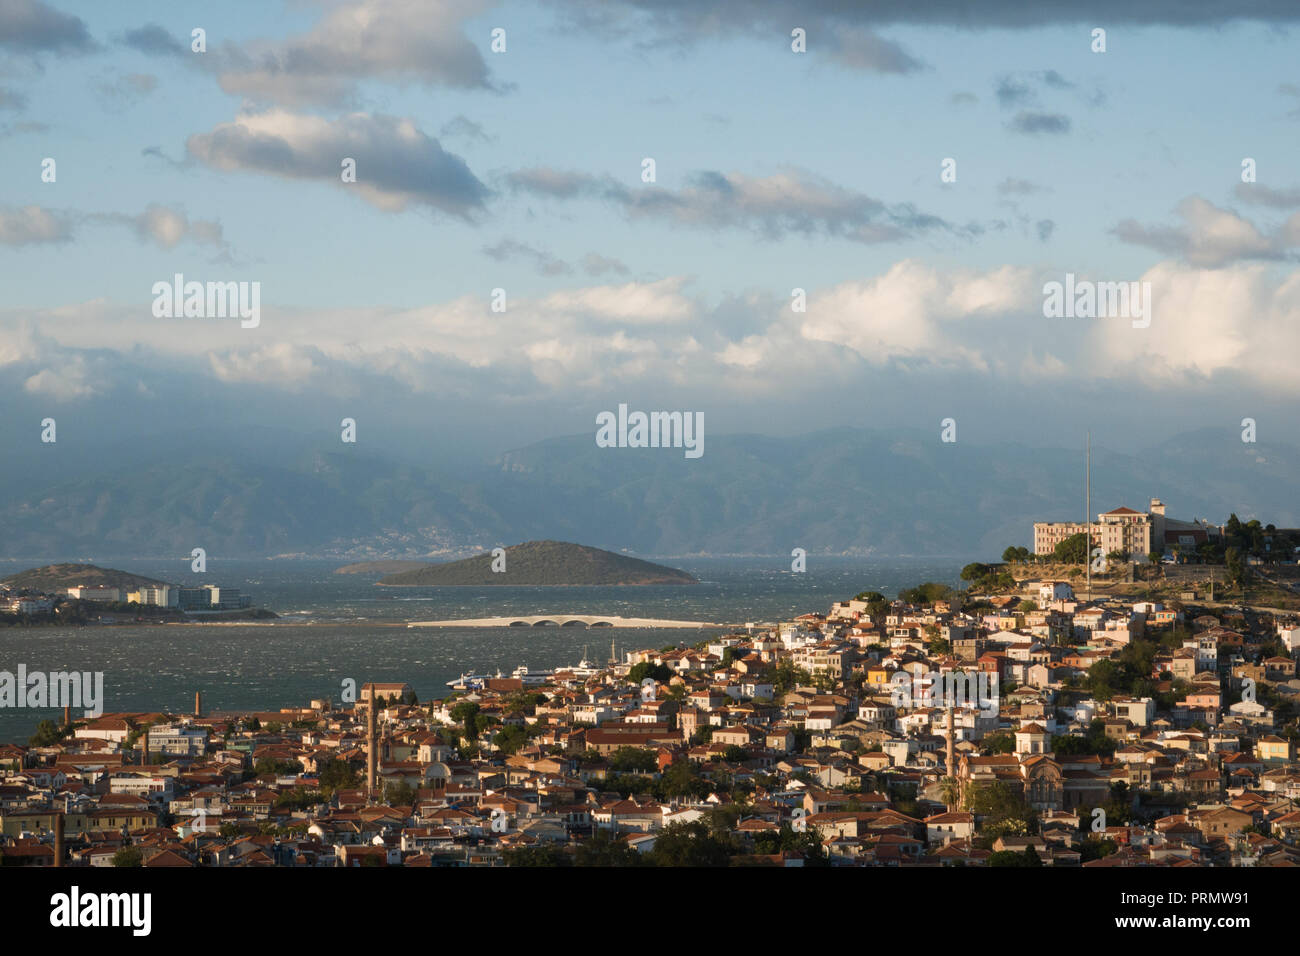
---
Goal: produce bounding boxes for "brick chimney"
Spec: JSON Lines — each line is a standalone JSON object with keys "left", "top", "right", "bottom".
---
{"left": 194, "top": 690, "right": 203, "bottom": 718}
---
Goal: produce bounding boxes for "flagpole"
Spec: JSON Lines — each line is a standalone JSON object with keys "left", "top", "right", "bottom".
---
{"left": 1086, "top": 431, "right": 1091, "bottom": 602}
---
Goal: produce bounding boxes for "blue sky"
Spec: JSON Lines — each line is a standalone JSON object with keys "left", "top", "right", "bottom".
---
{"left": 3, "top": 0, "right": 1300, "bottom": 458}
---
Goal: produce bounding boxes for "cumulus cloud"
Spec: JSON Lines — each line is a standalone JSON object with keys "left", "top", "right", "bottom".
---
{"left": 1114, "top": 196, "right": 1296, "bottom": 267}
{"left": 0, "top": 205, "right": 72, "bottom": 245}
{"left": 131, "top": 204, "right": 225, "bottom": 250}
{"left": 1091, "top": 261, "right": 1300, "bottom": 382}
{"left": 209, "top": 344, "right": 320, "bottom": 389}
{"left": 24, "top": 356, "right": 100, "bottom": 401}
{"left": 187, "top": 110, "right": 488, "bottom": 217}
{"left": 508, "top": 166, "right": 958, "bottom": 243}
{"left": 540, "top": 276, "right": 695, "bottom": 324}
{"left": 213, "top": 0, "right": 496, "bottom": 106}
{"left": 797, "top": 260, "right": 1037, "bottom": 364}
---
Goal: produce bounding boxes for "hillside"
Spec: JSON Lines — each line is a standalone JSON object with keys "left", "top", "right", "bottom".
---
{"left": 377, "top": 541, "right": 698, "bottom": 586}
{"left": 334, "top": 561, "right": 430, "bottom": 575}
{"left": 0, "top": 563, "right": 168, "bottom": 592}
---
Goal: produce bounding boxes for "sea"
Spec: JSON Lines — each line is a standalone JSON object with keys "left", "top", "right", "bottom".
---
{"left": 0, "top": 556, "right": 969, "bottom": 744}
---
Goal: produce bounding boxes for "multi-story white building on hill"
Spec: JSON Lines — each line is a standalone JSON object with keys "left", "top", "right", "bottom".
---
{"left": 1033, "top": 497, "right": 1221, "bottom": 558}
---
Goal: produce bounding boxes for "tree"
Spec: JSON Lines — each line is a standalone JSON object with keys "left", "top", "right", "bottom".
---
{"left": 648, "top": 821, "right": 736, "bottom": 867}
{"left": 317, "top": 758, "right": 360, "bottom": 795}
{"left": 965, "top": 781, "right": 1037, "bottom": 831}
{"left": 1054, "top": 532, "right": 1090, "bottom": 564}
{"left": 449, "top": 701, "right": 481, "bottom": 739}
{"left": 899, "top": 582, "right": 954, "bottom": 605}
{"left": 383, "top": 779, "right": 417, "bottom": 805}
{"left": 1225, "top": 547, "right": 1247, "bottom": 587}
{"left": 939, "top": 776, "right": 961, "bottom": 811}
{"left": 853, "top": 591, "right": 890, "bottom": 618}
{"left": 112, "top": 846, "right": 143, "bottom": 867}
{"left": 504, "top": 843, "right": 568, "bottom": 867}
{"left": 491, "top": 724, "right": 529, "bottom": 756}
{"left": 627, "top": 662, "right": 673, "bottom": 684}
{"left": 608, "top": 746, "right": 657, "bottom": 773}
{"left": 29, "top": 719, "right": 66, "bottom": 747}
{"left": 574, "top": 832, "right": 641, "bottom": 867}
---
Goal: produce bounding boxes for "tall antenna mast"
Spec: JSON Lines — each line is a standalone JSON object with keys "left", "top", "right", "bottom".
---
{"left": 1085, "top": 431, "right": 1091, "bottom": 602}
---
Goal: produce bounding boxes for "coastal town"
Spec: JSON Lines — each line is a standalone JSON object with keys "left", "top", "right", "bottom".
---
{"left": 4, "top": 499, "right": 1300, "bottom": 868}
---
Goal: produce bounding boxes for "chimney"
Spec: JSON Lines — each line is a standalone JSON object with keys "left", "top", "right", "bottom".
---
{"left": 54, "top": 811, "right": 64, "bottom": 868}
{"left": 141, "top": 730, "right": 149, "bottom": 766}
{"left": 194, "top": 690, "right": 202, "bottom": 718}
{"left": 63, "top": 705, "right": 71, "bottom": 727}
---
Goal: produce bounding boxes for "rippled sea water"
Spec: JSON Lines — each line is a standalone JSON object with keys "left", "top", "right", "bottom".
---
{"left": 0, "top": 556, "right": 968, "bottom": 743}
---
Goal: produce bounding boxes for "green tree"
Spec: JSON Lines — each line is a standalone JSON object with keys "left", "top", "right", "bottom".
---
{"left": 1054, "top": 532, "right": 1090, "bottom": 564}
{"left": 492, "top": 724, "right": 530, "bottom": 756}
{"left": 112, "top": 846, "right": 143, "bottom": 867}
{"left": 627, "top": 662, "right": 673, "bottom": 684}
{"left": 648, "top": 821, "right": 736, "bottom": 867}
{"left": 608, "top": 746, "right": 657, "bottom": 774}
{"left": 504, "top": 843, "right": 569, "bottom": 867}
{"left": 29, "top": 719, "right": 66, "bottom": 747}
{"left": 449, "top": 701, "right": 481, "bottom": 739}
{"left": 574, "top": 831, "right": 642, "bottom": 867}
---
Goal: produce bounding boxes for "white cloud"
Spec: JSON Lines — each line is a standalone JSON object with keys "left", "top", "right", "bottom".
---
{"left": 188, "top": 110, "right": 487, "bottom": 217}
{"left": 215, "top": 0, "right": 494, "bottom": 106}
{"left": 1114, "top": 196, "right": 1290, "bottom": 267}
{"left": 0, "top": 205, "right": 72, "bottom": 245}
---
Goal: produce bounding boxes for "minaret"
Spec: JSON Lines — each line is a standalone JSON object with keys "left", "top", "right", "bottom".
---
{"left": 946, "top": 706, "right": 955, "bottom": 780}
{"left": 366, "top": 699, "right": 378, "bottom": 801}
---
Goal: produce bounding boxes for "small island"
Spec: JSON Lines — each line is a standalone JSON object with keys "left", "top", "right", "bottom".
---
{"left": 374, "top": 541, "right": 698, "bottom": 587}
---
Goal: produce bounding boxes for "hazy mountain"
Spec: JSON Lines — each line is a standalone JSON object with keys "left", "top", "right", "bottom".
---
{"left": 0, "top": 427, "right": 1294, "bottom": 559}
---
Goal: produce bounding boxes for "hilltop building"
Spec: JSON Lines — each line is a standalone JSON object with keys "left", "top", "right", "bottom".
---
{"left": 1033, "top": 497, "right": 1221, "bottom": 558}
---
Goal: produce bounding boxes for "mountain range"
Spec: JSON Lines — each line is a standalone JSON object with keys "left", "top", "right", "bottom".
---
{"left": 0, "top": 426, "right": 1294, "bottom": 560}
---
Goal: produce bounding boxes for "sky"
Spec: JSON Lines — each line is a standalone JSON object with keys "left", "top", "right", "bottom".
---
{"left": 3, "top": 0, "right": 1300, "bottom": 462}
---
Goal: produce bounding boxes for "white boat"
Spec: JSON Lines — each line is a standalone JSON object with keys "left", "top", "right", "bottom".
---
{"left": 445, "top": 672, "right": 491, "bottom": 689}
{"left": 511, "top": 664, "right": 555, "bottom": 686}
